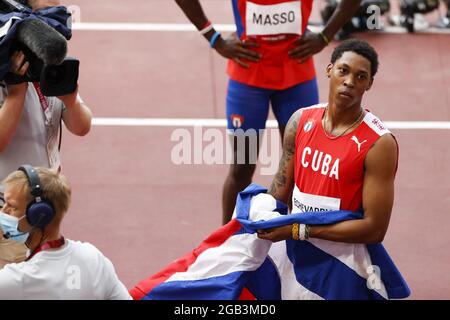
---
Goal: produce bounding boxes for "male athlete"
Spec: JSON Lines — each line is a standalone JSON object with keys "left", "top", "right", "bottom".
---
{"left": 258, "top": 39, "right": 399, "bottom": 245}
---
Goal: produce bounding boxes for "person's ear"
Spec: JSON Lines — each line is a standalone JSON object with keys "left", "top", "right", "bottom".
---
{"left": 326, "top": 63, "right": 333, "bottom": 78}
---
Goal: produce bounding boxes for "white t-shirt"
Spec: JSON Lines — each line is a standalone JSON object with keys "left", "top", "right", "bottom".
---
{"left": 0, "top": 82, "right": 63, "bottom": 192}
{"left": 0, "top": 239, "right": 132, "bottom": 300}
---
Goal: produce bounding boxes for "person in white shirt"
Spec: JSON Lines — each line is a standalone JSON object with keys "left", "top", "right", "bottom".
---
{"left": 0, "top": 166, "right": 131, "bottom": 300}
{"left": 0, "top": 0, "right": 93, "bottom": 266}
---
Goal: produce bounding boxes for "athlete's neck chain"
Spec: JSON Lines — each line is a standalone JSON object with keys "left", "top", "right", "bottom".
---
{"left": 323, "top": 106, "right": 365, "bottom": 140}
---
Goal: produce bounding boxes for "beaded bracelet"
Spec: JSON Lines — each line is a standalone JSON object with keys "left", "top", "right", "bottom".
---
{"left": 292, "top": 223, "right": 300, "bottom": 240}
{"left": 299, "top": 224, "right": 306, "bottom": 241}
{"left": 305, "top": 225, "right": 310, "bottom": 240}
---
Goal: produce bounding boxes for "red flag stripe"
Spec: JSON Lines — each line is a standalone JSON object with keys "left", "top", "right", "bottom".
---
{"left": 129, "top": 219, "right": 242, "bottom": 300}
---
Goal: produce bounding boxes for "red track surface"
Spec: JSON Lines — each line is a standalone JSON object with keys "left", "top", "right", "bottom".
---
{"left": 59, "top": 0, "right": 450, "bottom": 299}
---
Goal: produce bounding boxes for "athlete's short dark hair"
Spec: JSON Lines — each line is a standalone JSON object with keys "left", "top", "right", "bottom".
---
{"left": 331, "top": 39, "right": 379, "bottom": 77}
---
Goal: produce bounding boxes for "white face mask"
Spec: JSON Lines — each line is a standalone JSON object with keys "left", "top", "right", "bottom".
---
{"left": 0, "top": 211, "right": 29, "bottom": 243}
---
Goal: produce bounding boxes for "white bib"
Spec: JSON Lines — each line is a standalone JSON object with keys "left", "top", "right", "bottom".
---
{"left": 291, "top": 185, "right": 341, "bottom": 213}
{"left": 246, "top": 1, "right": 302, "bottom": 36}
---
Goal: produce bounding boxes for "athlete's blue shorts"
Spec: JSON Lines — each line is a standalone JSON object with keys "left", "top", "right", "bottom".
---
{"left": 226, "top": 77, "right": 319, "bottom": 131}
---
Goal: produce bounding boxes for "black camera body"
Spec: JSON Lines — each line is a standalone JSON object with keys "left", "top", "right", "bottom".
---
{"left": 5, "top": 41, "right": 79, "bottom": 97}
{"left": 400, "top": 0, "right": 440, "bottom": 32}
{"left": 40, "top": 58, "right": 79, "bottom": 97}
{"left": 1, "top": 0, "right": 79, "bottom": 96}
{"left": 321, "top": 0, "right": 391, "bottom": 39}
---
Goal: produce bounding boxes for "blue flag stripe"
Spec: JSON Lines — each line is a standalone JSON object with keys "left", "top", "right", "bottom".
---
{"left": 288, "top": 240, "right": 385, "bottom": 300}
{"left": 145, "top": 271, "right": 248, "bottom": 300}
{"left": 245, "top": 258, "right": 282, "bottom": 300}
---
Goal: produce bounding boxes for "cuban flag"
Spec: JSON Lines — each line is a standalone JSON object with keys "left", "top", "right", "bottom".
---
{"left": 0, "top": 5, "right": 72, "bottom": 80}
{"left": 130, "top": 184, "right": 410, "bottom": 300}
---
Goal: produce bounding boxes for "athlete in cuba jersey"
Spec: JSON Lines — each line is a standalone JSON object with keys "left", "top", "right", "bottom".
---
{"left": 258, "top": 40, "right": 399, "bottom": 247}
{"left": 293, "top": 104, "right": 396, "bottom": 214}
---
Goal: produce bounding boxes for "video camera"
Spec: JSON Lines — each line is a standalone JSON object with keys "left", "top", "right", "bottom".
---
{"left": 321, "top": 0, "right": 391, "bottom": 39}
{"left": 400, "top": 0, "right": 440, "bottom": 32}
{"left": 1, "top": 0, "right": 79, "bottom": 96}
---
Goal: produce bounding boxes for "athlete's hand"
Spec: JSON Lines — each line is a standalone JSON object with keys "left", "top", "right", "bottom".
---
{"left": 214, "top": 32, "right": 261, "bottom": 68}
{"left": 288, "top": 29, "right": 328, "bottom": 64}
{"left": 257, "top": 225, "right": 292, "bottom": 242}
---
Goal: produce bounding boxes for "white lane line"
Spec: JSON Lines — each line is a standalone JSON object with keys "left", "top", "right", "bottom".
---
{"left": 72, "top": 22, "right": 450, "bottom": 34}
{"left": 93, "top": 118, "right": 227, "bottom": 127}
{"left": 92, "top": 118, "right": 450, "bottom": 129}
{"left": 384, "top": 121, "right": 450, "bottom": 129}
{"left": 72, "top": 23, "right": 235, "bottom": 32}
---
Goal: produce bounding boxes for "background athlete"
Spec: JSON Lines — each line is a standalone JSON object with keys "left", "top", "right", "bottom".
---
{"left": 175, "top": 0, "right": 362, "bottom": 224}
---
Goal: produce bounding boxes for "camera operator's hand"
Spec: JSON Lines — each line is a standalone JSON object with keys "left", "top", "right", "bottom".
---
{"left": 7, "top": 82, "right": 28, "bottom": 97}
{"left": 214, "top": 32, "right": 261, "bottom": 69}
{"left": 10, "top": 51, "right": 30, "bottom": 77}
{"left": 59, "top": 85, "right": 93, "bottom": 137}
{"left": 29, "top": 0, "right": 62, "bottom": 11}
{"left": 57, "top": 85, "right": 79, "bottom": 108}
{"left": 7, "top": 51, "right": 29, "bottom": 96}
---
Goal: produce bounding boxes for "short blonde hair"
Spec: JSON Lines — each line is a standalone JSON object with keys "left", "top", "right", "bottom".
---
{"left": 3, "top": 167, "right": 71, "bottom": 216}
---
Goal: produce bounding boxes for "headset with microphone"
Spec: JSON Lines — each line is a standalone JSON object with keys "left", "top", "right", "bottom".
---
{"left": 3, "top": 165, "right": 55, "bottom": 239}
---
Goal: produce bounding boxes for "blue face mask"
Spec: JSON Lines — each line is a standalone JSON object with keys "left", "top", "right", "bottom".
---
{"left": 0, "top": 211, "right": 29, "bottom": 244}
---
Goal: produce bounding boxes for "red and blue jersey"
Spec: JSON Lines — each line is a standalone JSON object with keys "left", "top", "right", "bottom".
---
{"left": 293, "top": 104, "right": 396, "bottom": 213}
{"left": 228, "top": 0, "right": 316, "bottom": 89}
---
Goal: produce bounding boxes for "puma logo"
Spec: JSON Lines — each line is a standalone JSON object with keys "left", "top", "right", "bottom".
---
{"left": 351, "top": 135, "right": 367, "bottom": 152}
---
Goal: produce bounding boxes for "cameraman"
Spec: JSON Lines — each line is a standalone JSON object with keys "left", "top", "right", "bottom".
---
{"left": 0, "top": 0, "right": 92, "bottom": 267}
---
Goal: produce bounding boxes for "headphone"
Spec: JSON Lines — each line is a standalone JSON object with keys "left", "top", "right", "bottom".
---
{"left": 18, "top": 165, "right": 55, "bottom": 230}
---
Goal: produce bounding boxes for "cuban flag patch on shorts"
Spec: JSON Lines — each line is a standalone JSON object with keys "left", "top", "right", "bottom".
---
{"left": 231, "top": 114, "right": 245, "bottom": 128}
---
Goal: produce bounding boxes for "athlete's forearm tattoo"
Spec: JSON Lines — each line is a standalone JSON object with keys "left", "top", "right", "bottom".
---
{"left": 268, "top": 114, "right": 299, "bottom": 197}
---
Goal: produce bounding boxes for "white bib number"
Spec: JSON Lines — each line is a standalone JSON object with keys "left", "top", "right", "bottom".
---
{"left": 291, "top": 185, "right": 341, "bottom": 213}
{"left": 246, "top": 1, "right": 302, "bottom": 36}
